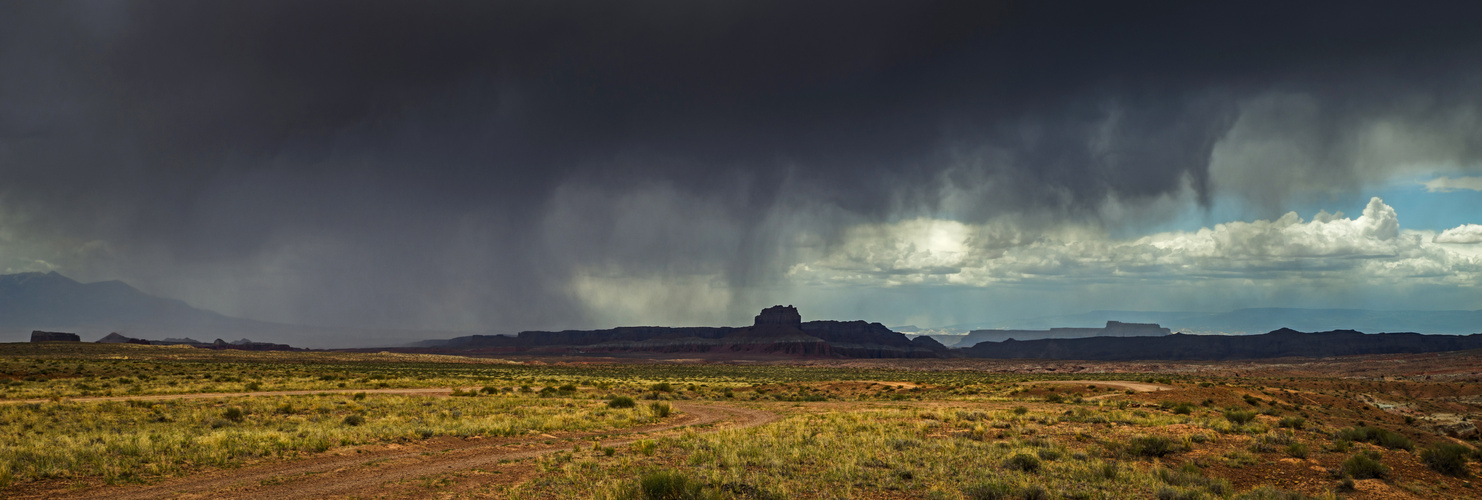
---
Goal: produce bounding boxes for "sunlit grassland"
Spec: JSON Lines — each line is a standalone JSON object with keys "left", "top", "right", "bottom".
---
{"left": 0, "top": 393, "right": 666, "bottom": 486}
{"left": 500, "top": 406, "right": 1331, "bottom": 500}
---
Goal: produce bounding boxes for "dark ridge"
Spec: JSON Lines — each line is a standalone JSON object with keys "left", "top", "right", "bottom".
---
{"left": 959, "top": 328, "right": 1482, "bottom": 361}
{"left": 400, "top": 306, "right": 948, "bottom": 359}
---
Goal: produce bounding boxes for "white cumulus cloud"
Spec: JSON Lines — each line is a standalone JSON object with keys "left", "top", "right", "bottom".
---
{"left": 1435, "top": 224, "right": 1482, "bottom": 244}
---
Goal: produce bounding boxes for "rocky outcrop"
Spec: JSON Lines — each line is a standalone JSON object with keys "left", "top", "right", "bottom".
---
{"left": 30, "top": 330, "right": 80, "bottom": 342}
{"left": 754, "top": 305, "right": 802, "bottom": 328}
{"left": 96, "top": 332, "right": 150, "bottom": 344}
{"left": 961, "top": 328, "right": 1482, "bottom": 361}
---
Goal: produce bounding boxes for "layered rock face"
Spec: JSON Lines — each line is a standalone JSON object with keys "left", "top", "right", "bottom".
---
{"left": 30, "top": 330, "right": 80, "bottom": 342}
{"left": 954, "top": 321, "right": 1171, "bottom": 347}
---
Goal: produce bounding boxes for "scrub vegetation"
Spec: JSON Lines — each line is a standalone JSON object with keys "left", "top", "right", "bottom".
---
{"left": 1, "top": 343, "right": 1479, "bottom": 499}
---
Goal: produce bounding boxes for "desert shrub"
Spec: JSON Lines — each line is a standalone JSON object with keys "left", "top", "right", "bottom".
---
{"left": 608, "top": 396, "right": 637, "bottom": 409}
{"left": 1421, "top": 443, "right": 1473, "bottom": 477}
{"left": 342, "top": 414, "right": 365, "bottom": 426}
{"left": 1171, "top": 403, "right": 1195, "bottom": 415}
{"left": 1375, "top": 432, "right": 1413, "bottom": 451}
{"left": 962, "top": 481, "right": 1018, "bottom": 500}
{"left": 1155, "top": 463, "right": 1230, "bottom": 497}
{"left": 1335, "top": 477, "right": 1356, "bottom": 492}
{"left": 1036, "top": 449, "right": 1061, "bottom": 461}
{"left": 1003, "top": 453, "right": 1041, "bottom": 473}
{"left": 1154, "top": 488, "right": 1205, "bottom": 500}
{"left": 1334, "top": 426, "right": 1412, "bottom": 450}
{"left": 650, "top": 402, "right": 672, "bottom": 418}
{"left": 480, "top": 386, "right": 498, "bottom": 394}
{"left": 1129, "top": 435, "right": 1180, "bottom": 457}
{"left": 558, "top": 384, "right": 578, "bottom": 392}
{"left": 222, "top": 407, "right": 244, "bottom": 422}
{"left": 274, "top": 402, "right": 295, "bottom": 414}
{"left": 635, "top": 470, "right": 707, "bottom": 500}
{"left": 1341, "top": 452, "right": 1389, "bottom": 479}
{"left": 1277, "top": 416, "right": 1305, "bottom": 429}
{"left": 1232, "top": 486, "right": 1318, "bottom": 500}
{"left": 963, "top": 482, "right": 1047, "bottom": 500}
{"left": 1223, "top": 409, "right": 1257, "bottom": 425}
{"left": 650, "top": 382, "right": 674, "bottom": 393}
{"left": 352, "top": 392, "right": 366, "bottom": 400}
{"left": 1284, "top": 443, "right": 1309, "bottom": 459}
{"left": 1012, "top": 406, "right": 1029, "bottom": 415}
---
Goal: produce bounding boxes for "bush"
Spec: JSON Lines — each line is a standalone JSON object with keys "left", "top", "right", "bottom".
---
{"left": 342, "top": 414, "right": 365, "bottom": 426}
{"left": 352, "top": 392, "right": 366, "bottom": 400}
{"left": 608, "top": 396, "right": 637, "bottom": 408}
{"left": 1232, "top": 486, "right": 1318, "bottom": 500}
{"left": 1223, "top": 409, "right": 1257, "bottom": 425}
{"left": 637, "top": 470, "right": 705, "bottom": 500}
{"left": 1277, "top": 416, "right": 1305, "bottom": 430}
{"left": 1003, "top": 453, "right": 1041, "bottom": 473}
{"left": 1129, "top": 435, "right": 1180, "bottom": 457}
{"left": 651, "top": 382, "right": 674, "bottom": 393}
{"left": 650, "top": 402, "right": 672, "bottom": 418}
{"left": 961, "top": 481, "right": 1018, "bottom": 500}
{"left": 222, "top": 407, "right": 244, "bottom": 422}
{"left": 1421, "top": 443, "right": 1473, "bottom": 477}
{"left": 1284, "top": 443, "right": 1309, "bottom": 459}
{"left": 1341, "top": 452, "right": 1389, "bottom": 479}
{"left": 1334, "top": 426, "right": 1413, "bottom": 451}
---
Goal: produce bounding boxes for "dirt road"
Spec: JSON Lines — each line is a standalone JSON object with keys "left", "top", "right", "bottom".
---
{"left": 1, "top": 387, "right": 485, "bottom": 405}
{"left": 16, "top": 401, "right": 777, "bottom": 500}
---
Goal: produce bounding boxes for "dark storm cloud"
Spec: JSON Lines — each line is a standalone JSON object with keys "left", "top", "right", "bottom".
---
{"left": 3, "top": 1, "right": 1481, "bottom": 333}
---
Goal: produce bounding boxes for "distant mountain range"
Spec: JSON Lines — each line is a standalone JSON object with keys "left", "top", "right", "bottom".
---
{"left": 960, "top": 328, "right": 1482, "bottom": 361}
{"left": 0, "top": 271, "right": 461, "bottom": 348}
{"left": 899, "top": 308, "right": 1482, "bottom": 337}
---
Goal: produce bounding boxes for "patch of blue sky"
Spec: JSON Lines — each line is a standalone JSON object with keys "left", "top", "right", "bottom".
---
{"left": 1128, "top": 174, "right": 1482, "bottom": 238}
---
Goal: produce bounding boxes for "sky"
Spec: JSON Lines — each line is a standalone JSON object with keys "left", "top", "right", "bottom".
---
{"left": 2, "top": 1, "right": 1481, "bottom": 336}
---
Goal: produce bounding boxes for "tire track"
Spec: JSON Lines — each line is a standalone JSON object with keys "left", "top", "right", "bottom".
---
{"left": 29, "top": 401, "right": 776, "bottom": 500}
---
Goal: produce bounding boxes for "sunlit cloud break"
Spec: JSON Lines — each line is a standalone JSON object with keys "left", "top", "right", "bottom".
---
{"left": 790, "top": 197, "right": 1482, "bottom": 288}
